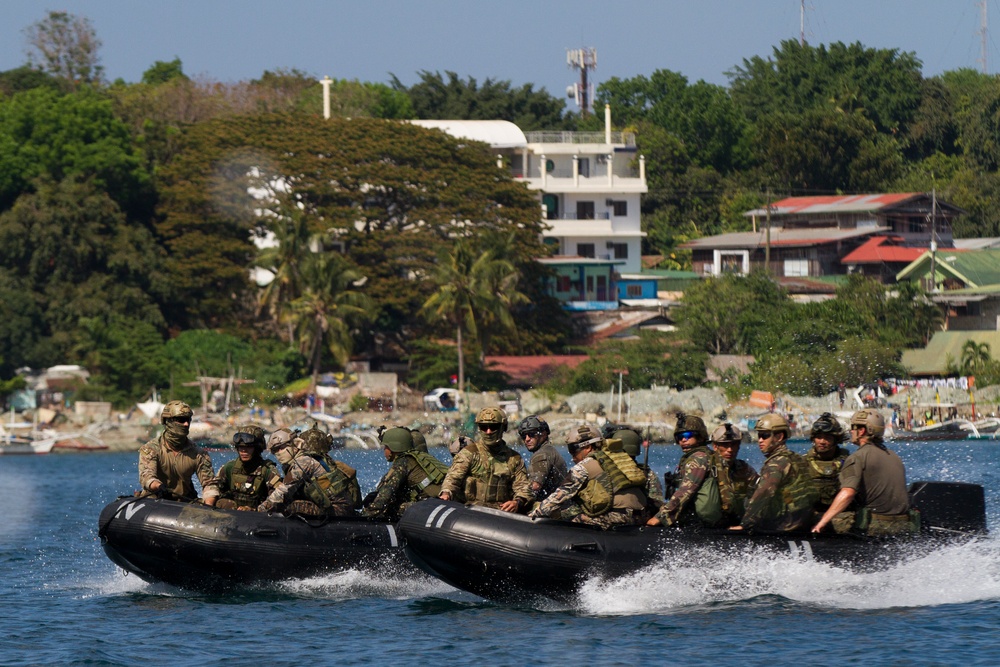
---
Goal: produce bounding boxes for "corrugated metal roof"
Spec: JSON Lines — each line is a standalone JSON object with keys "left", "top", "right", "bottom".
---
{"left": 682, "top": 226, "right": 884, "bottom": 250}
{"left": 409, "top": 120, "right": 527, "bottom": 148}
{"left": 902, "top": 331, "right": 1000, "bottom": 376}
{"left": 745, "top": 193, "right": 920, "bottom": 217}
{"left": 897, "top": 249, "right": 1000, "bottom": 287}
{"left": 840, "top": 236, "right": 927, "bottom": 264}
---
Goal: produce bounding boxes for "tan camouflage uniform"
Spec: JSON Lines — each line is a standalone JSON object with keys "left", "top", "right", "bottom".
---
{"left": 440, "top": 438, "right": 533, "bottom": 510}
{"left": 530, "top": 457, "right": 645, "bottom": 529}
{"left": 717, "top": 457, "right": 759, "bottom": 526}
{"left": 138, "top": 436, "right": 219, "bottom": 502}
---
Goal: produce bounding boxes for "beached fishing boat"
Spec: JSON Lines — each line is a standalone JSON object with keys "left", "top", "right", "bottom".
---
{"left": 98, "top": 496, "right": 413, "bottom": 591}
{"left": 399, "top": 481, "right": 987, "bottom": 604}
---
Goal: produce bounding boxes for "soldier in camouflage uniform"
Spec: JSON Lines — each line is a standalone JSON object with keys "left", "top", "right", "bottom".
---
{"left": 138, "top": 400, "right": 219, "bottom": 505}
{"left": 804, "top": 413, "right": 851, "bottom": 516}
{"left": 614, "top": 428, "right": 664, "bottom": 511}
{"left": 813, "top": 409, "right": 916, "bottom": 536}
{"left": 213, "top": 425, "right": 281, "bottom": 510}
{"left": 647, "top": 414, "right": 721, "bottom": 527}
{"left": 518, "top": 415, "right": 567, "bottom": 502}
{"left": 529, "top": 424, "right": 648, "bottom": 528}
{"left": 734, "top": 413, "right": 818, "bottom": 533}
{"left": 439, "top": 407, "right": 532, "bottom": 512}
{"left": 258, "top": 428, "right": 357, "bottom": 517}
{"left": 410, "top": 429, "right": 429, "bottom": 453}
{"left": 298, "top": 426, "right": 362, "bottom": 511}
{"left": 362, "top": 427, "right": 450, "bottom": 522}
{"left": 710, "top": 423, "right": 759, "bottom": 527}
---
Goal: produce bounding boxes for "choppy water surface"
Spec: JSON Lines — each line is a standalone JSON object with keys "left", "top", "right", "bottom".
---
{"left": 3, "top": 440, "right": 1000, "bottom": 665}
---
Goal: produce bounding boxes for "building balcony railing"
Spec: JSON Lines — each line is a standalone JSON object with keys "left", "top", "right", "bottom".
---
{"left": 525, "top": 131, "right": 636, "bottom": 147}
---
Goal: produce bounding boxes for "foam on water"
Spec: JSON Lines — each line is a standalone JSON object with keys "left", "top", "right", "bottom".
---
{"left": 576, "top": 536, "right": 1000, "bottom": 615}
{"left": 279, "top": 568, "right": 453, "bottom": 600}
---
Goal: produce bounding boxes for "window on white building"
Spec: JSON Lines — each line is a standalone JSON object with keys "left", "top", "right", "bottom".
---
{"left": 577, "top": 201, "right": 595, "bottom": 220}
{"left": 612, "top": 201, "right": 627, "bottom": 216}
{"left": 577, "top": 243, "right": 595, "bottom": 258}
{"left": 612, "top": 243, "right": 628, "bottom": 259}
{"left": 784, "top": 259, "right": 809, "bottom": 277}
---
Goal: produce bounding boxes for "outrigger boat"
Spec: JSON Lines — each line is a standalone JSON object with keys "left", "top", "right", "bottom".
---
{"left": 98, "top": 496, "right": 414, "bottom": 591}
{"left": 398, "top": 481, "right": 987, "bottom": 604}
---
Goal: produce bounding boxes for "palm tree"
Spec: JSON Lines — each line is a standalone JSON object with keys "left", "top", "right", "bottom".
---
{"left": 255, "top": 200, "right": 314, "bottom": 341}
{"left": 960, "top": 340, "right": 992, "bottom": 376}
{"left": 287, "top": 252, "right": 373, "bottom": 394}
{"left": 420, "top": 238, "right": 525, "bottom": 395}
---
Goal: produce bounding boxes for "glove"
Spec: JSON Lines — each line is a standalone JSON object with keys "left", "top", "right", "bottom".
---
{"left": 257, "top": 502, "right": 273, "bottom": 513}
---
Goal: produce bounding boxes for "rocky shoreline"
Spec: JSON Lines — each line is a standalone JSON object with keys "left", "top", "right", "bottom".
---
{"left": 52, "top": 382, "right": 1000, "bottom": 453}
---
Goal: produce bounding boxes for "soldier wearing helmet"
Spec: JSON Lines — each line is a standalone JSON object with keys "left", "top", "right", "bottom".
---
{"left": 439, "top": 407, "right": 532, "bottom": 513}
{"left": 212, "top": 425, "right": 281, "bottom": 510}
{"left": 517, "top": 415, "right": 567, "bottom": 502}
{"left": 812, "top": 409, "right": 915, "bottom": 536}
{"left": 733, "top": 413, "right": 818, "bottom": 533}
{"left": 258, "top": 428, "right": 358, "bottom": 517}
{"left": 362, "top": 427, "right": 450, "bottom": 522}
{"left": 137, "top": 400, "right": 219, "bottom": 505}
{"left": 709, "top": 423, "right": 759, "bottom": 526}
{"left": 299, "top": 425, "right": 363, "bottom": 510}
{"left": 529, "top": 424, "right": 649, "bottom": 528}
{"left": 614, "top": 428, "right": 664, "bottom": 510}
{"left": 648, "top": 414, "right": 721, "bottom": 527}
{"left": 410, "top": 429, "right": 429, "bottom": 454}
{"left": 805, "top": 413, "right": 851, "bottom": 514}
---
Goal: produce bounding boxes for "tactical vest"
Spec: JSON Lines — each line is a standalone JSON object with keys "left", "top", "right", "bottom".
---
{"left": 714, "top": 454, "right": 754, "bottom": 519}
{"left": 463, "top": 440, "right": 518, "bottom": 505}
{"left": 577, "top": 454, "right": 648, "bottom": 517}
{"left": 806, "top": 448, "right": 849, "bottom": 506}
{"left": 307, "top": 454, "right": 362, "bottom": 510}
{"left": 590, "top": 449, "right": 647, "bottom": 491}
{"left": 225, "top": 459, "right": 279, "bottom": 507}
{"left": 771, "top": 450, "right": 821, "bottom": 522}
{"left": 675, "top": 447, "right": 723, "bottom": 527}
{"left": 401, "top": 450, "right": 448, "bottom": 500}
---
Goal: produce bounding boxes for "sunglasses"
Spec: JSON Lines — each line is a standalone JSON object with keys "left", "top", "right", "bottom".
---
{"left": 478, "top": 424, "right": 500, "bottom": 432}
{"left": 756, "top": 430, "right": 773, "bottom": 439}
{"left": 675, "top": 430, "right": 696, "bottom": 441}
{"left": 521, "top": 430, "right": 541, "bottom": 439}
{"left": 167, "top": 415, "right": 191, "bottom": 423}
{"left": 233, "top": 432, "right": 258, "bottom": 446}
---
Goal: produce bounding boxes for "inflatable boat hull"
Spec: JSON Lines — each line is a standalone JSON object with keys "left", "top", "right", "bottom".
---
{"left": 399, "top": 481, "right": 987, "bottom": 604}
{"left": 98, "top": 497, "right": 411, "bottom": 591}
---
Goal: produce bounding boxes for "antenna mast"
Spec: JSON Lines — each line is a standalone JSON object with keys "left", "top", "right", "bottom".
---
{"left": 566, "top": 47, "right": 597, "bottom": 116}
{"left": 980, "top": 0, "right": 989, "bottom": 74}
{"left": 800, "top": 0, "right": 805, "bottom": 46}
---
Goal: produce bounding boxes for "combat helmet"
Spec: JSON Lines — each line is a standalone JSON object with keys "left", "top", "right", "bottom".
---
{"left": 299, "top": 427, "right": 333, "bottom": 456}
{"left": 567, "top": 424, "right": 603, "bottom": 455}
{"left": 161, "top": 400, "right": 193, "bottom": 424}
{"left": 755, "top": 413, "right": 790, "bottom": 436}
{"left": 476, "top": 407, "right": 508, "bottom": 432}
{"left": 267, "top": 428, "right": 297, "bottom": 454}
{"left": 710, "top": 423, "right": 742, "bottom": 445}
{"left": 232, "top": 424, "right": 266, "bottom": 452}
{"left": 850, "top": 409, "right": 885, "bottom": 438}
{"left": 409, "top": 429, "right": 428, "bottom": 453}
{"left": 517, "top": 414, "right": 550, "bottom": 438}
{"left": 613, "top": 428, "right": 642, "bottom": 458}
{"left": 810, "top": 412, "right": 846, "bottom": 443}
{"left": 381, "top": 427, "right": 414, "bottom": 453}
{"left": 674, "top": 413, "right": 708, "bottom": 442}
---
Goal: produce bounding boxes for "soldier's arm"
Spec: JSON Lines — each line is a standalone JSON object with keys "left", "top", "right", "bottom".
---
{"left": 658, "top": 456, "right": 709, "bottom": 524}
{"left": 530, "top": 463, "right": 588, "bottom": 518}
{"left": 440, "top": 449, "right": 473, "bottom": 499}
{"left": 197, "top": 451, "right": 220, "bottom": 504}
{"left": 739, "top": 460, "right": 788, "bottom": 530}
{"left": 138, "top": 445, "right": 162, "bottom": 492}
{"left": 361, "top": 462, "right": 406, "bottom": 519}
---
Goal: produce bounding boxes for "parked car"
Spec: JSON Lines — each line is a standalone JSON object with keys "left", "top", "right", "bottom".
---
{"left": 423, "top": 388, "right": 461, "bottom": 411}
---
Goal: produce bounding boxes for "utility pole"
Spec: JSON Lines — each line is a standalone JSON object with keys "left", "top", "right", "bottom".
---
{"left": 800, "top": 0, "right": 806, "bottom": 47}
{"left": 930, "top": 188, "right": 938, "bottom": 293}
{"left": 567, "top": 48, "right": 597, "bottom": 116}
{"left": 980, "top": 0, "right": 989, "bottom": 75}
{"left": 321, "top": 76, "right": 332, "bottom": 119}
{"left": 764, "top": 190, "right": 772, "bottom": 274}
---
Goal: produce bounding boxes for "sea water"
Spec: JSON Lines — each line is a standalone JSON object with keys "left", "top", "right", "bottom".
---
{"left": 2, "top": 440, "right": 1000, "bottom": 666}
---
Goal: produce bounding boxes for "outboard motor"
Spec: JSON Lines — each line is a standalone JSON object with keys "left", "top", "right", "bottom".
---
{"left": 909, "top": 481, "right": 988, "bottom": 534}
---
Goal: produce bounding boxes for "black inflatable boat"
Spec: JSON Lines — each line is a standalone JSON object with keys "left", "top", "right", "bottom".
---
{"left": 98, "top": 496, "right": 413, "bottom": 591}
{"left": 398, "top": 481, "right": 988, "bottom": 603}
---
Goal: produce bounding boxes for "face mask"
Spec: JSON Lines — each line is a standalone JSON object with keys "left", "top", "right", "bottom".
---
{"left": 480, "top": 429, "right": 503, "bottom": 447}
{"left": 163, "top": 421, "right": 190, "bottom": 448}
{"left": 275, "top": 447, "right": 295, "bottom": 466}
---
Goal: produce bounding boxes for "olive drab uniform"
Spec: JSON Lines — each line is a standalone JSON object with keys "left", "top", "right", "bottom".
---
{"left": 307, "top": 453, "right": 363, "bottom": 511}
{"left": 532, "top": 448, "right": 648, "bottom": 528}
{"left": 441, "top": 438, "right": 533, "bottom": 510}
{"left": 656, "top": 446, "right": 722, "bottom": 527}
{"left": 138, "top": 435, "right": 219, "bottom": 502}
{"left": 805, "top": 445, "right": 850, "bottom": 511}
{"left": 213, "top": 458, "right": 281, "bottom": 509}
{"left": 361, "top": 450, "right": 449, "bottom": 522}
{"left": 260, "top": 454, "right": 357, "bottom": 517}
{"left": 715, "top": 454, "right": 759, "bottom": 527}
{"left": 833, "top": 443, "right": 917, "bottom": 536}
{"left": 741, "top": 445, "right": 819, "bottom": 532}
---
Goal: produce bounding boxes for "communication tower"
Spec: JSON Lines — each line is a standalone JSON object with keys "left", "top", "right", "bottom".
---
{"left": 566, "top": 47, "right": 597, "bottom": 115}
